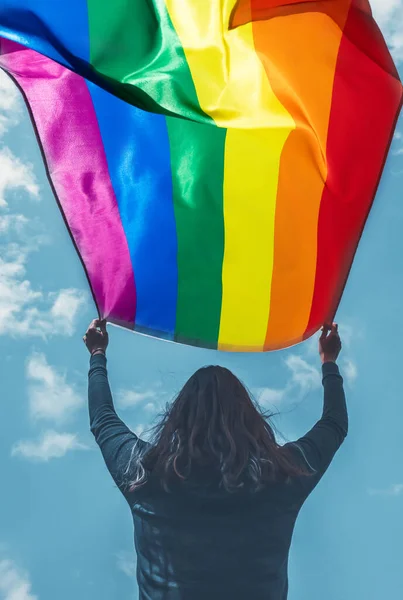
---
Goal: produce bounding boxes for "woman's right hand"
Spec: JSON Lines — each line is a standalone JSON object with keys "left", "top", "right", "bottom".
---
{"left": 83, "top": 318, "right": 109, "bottom": 355}
{"left": 319, "top": 323, "right": 342, "bottom": 364}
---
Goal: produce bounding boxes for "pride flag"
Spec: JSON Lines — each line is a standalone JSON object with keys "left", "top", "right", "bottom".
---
{"left": 0, "top": 1, "right": 401, "bottom": 351}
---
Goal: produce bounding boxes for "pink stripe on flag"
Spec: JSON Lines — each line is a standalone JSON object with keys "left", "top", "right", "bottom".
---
{"left": 0, "top": 39, "right": 136, "bottom": 325}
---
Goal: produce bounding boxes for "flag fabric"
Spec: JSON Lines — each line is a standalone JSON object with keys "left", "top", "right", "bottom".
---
{"left": 0, "top": 0, "right": 401, "bottom": 351}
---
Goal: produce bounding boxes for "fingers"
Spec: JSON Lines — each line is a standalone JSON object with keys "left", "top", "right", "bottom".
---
{"left": 87, "top": 318, "right": 107, "bottom": 332}
{"left": 329, "top": 323, "right": 342, "bottom": 348}
{"left": 320, "top": 323, "right": 341, "bottom": 352}
{"left": 320, "top": 323, "right": 331, "bottom": 339}
{"left": 321, "top": 322, "right": 339, "bottom": 335}
{"left": 329, "top": 324, "right": 340, "bottom": 342}
{"left": 88, "top": 318, "right": 99, "bottom": 330}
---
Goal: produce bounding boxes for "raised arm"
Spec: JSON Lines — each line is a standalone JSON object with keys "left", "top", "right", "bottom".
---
{"left": 286, "top": 324, "right": 348, "bottom": 495}
{"left": 84, "top": 319, "right": 149, "bottom": 495}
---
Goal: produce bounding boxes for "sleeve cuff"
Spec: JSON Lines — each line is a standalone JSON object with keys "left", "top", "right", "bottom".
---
{"left": 321, "top": 361, "right": 340, "bottom": 377}
{"left": 90, "top": 352, "right": 107, "bottom": 366}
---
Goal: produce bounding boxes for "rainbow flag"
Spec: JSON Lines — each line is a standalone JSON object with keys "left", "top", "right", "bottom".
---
{"left": 0, "top": 1, "right": 401, "bottom": 351}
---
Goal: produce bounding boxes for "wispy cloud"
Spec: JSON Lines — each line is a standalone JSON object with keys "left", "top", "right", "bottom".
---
{"left": 285, "top": 354, "right": 321, "bottom": 392}
{"left": 254, "top": 355, "right": 321, "bottom": 408}
{"left": 0, "top": 251, "right": 42, "bottom": 334}
{"left": 337, "top": 323, "right": 357, "bottom": 349}
{"left": 368, "top": 483, "right": 403, "bottom": 497}
{"left": 0, "top": 246, "right": 87, "bottom": 337}
{"left": 0, "top": 559, "right": 37, "bottom": 600}
{"left": 26, "top": 353, "right": 83, "bottom": 423}
{"left": 129, "top": 423, "right": 153, "bottom": 440}
{"left": 116, "top": 384, "right": 165, "bottom": 422}
{"left": 392, "top": 128, "right": 403, "bottom": 155}
{"left": 371, "top": 0, "right": 403, "bottom": 63}
{"left": 0, "top": 147, "right": 39, "bottom": 208}
{"left": 255, "top": 328, "right": 359, "bottom": 408}
{"left": 255, "top": 387, "right": 285, "bottom": 406}
{"left": 116, "top": 551, "right": 136, "bottom": 578}
{"left": 116, "top": 389, "right": 157, "bottom": 409}
{"left": 0, "top": 214, "right": 29, "bottom": 234}
{"left": 12, "top": 430, "right": 88, "bottom": 462}
{"left": 46, "top": 289, "right": 88, "bottom": 336}
{"left": 341, "top": 359, "right": 358, "bottom": 386}
{"left": 0, "top": 71, "right": 21, "bottom": 137}
{"left": 0, "top": 85, "right": 82, "bottom": 339}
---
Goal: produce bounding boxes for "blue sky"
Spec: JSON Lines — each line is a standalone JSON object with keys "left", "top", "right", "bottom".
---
{"left": 1, "top": 2, "right": 403, "bottom": 599}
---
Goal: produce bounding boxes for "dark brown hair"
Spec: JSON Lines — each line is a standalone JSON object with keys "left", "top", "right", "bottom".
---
{"left": 127, "top": 365, "right": 310, "bottom": 493}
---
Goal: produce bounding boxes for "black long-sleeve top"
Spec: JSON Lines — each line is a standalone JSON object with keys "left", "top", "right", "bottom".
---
{"left": 89, "top": 354, "right": 348, "bottom": 600}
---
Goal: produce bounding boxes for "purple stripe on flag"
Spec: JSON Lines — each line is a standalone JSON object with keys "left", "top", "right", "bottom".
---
{"left": 0, "top": 39, "right": 136, "bottom": 325}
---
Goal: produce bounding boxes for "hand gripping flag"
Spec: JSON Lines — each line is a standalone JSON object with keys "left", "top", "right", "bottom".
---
{"left": 0, "top": 0, "right": 402, "bottom": 351}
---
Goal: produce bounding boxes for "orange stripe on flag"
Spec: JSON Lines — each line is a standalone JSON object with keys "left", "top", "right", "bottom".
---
{"left": 230, "top": 0, "right": 346, "bottom": 29}
{"left": 248, "top": 0, "right": 352, "bottom": 350}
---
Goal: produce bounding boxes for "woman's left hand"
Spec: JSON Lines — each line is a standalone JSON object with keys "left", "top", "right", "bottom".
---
{"left": 83, "top": 319, "right": 109, "bottom": 355}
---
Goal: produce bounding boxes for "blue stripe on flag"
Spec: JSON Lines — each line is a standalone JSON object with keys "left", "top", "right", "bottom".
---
{"left": 87, "top": 81, "right": 178, "bottom": 338}
{"left": 0, "top": 0, "right": 89, "bottom": 66}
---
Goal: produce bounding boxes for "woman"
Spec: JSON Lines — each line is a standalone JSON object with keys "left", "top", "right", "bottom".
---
{"left": 84, "top": 320, "right": 347, "bottom": 600}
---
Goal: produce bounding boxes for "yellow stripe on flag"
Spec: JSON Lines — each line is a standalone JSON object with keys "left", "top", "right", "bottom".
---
{"left": 218, "top": 126, "right": 292, "bottom": 351}
{"left": 164, "top": 0, "right": 294, "bottom": 130}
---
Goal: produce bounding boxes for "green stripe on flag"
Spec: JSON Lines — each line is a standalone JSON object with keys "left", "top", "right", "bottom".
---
{"left": 166, "top": 117, "right": 227, "bottom": 347}
{"left": 86, "top": 0, "right": 212, "bottom": 122}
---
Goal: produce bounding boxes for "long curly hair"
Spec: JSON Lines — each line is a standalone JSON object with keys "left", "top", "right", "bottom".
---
{"left": 127, "top": 365, "right": 311, "bottom": 493}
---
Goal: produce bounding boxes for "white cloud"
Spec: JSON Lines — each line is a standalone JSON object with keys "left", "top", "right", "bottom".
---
{"left": 0, "top": 252, "right": 42, "bottom": 334}
{"left": 342, "top": 359, "right": 358, "bottom": 386}
{"left": 0, "top": 76, "right": 85, "bottom": 342}
{"left": 127, "top": 423, "right": 153, "bottom": 441}
{"left": 116, "top": 389, "right": 157, "bottom": 409}
{"left": 116, "top": 552, "right": 136, "bottom": 578}
{"left": 0, "top": 157, "right": 85, "bottom": 339}
{"left": 0, "top": 248, "right": 87, "bottom": 337}
{"left": 368, "top": 483, "right": 403, "bottom": 497}
{"left": 0, "top": 559, "right": 37, "bottom": 600}
{"left": 12, "top": 430, "right": 88, "bottom": 462}
{"left": 338, "top": 324, "right": 356, "bottom": 348}
{"left": 394, "top": 131, "right": 402, "bottom": 140}
{"left": 393, "top": 147, "right": 403, "bottom": 156}
{"left": 254, "top": 355, "right": 321, "bottom": 408}
{"left": 370, "top": 0, "right": 403, "bottom": 62}
{"left": 26, "top": 353, "right": 83, "bottom": 422}
{"left": 371, "top": 0, "right": 401, "bottom": 23}
{"left": 47, "top": 289, "right": 88, "bottom": 336}
{"left": 285, "top": 355, "right": 321, "bottom": 392}
{"left": 0, "top": 147, "right": 39, "bottom": 208}
{"left": 50, "top": 289, "right": 82, "bottom": 319}
{"left": 254, "top": 387, "right": 285, "bottom": 407}
{"left": 134, "top": 423, "right": 146, "bottom": 436}
{"left": 0, "top": 71, "right": 21, "bottom": 137}
{"left": 0, "top": 214, "right": 29, "bottom": 234}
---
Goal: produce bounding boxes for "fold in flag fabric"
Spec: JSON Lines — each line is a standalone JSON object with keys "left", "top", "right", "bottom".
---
{"left": 0, "top": 0, "right": 402, "bottom": 351}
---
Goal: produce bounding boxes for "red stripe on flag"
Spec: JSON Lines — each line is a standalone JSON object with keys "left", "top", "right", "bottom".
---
{"left": 304, "top": 1, "right": 402, "bottom": 336}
